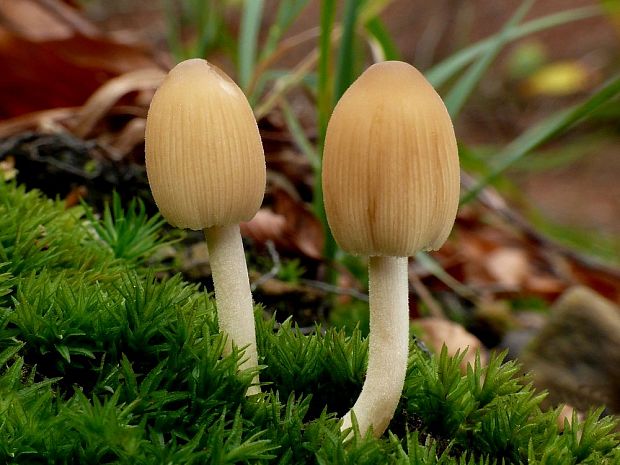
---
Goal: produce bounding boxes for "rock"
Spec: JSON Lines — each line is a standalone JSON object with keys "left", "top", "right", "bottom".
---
{"left": 522, "top": 286, "right": 620, "bottom": 413}
{"left": 499, "top": 311, "right": 547, "bottom": 360}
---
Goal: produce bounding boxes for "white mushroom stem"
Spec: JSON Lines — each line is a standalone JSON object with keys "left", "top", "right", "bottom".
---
{"left": 204, "top": 224, "right": 260, "bottom": 396}
{"left": 341, "top": 256, "right": 409, "bottom": 437}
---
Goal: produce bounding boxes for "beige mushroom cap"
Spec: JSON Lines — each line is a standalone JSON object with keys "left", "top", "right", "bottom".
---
{"left": 145, "top": 58, "right": 266, "bottom": 230}
{"left": 322, "top": 61, "right": 460, "bottom": 256}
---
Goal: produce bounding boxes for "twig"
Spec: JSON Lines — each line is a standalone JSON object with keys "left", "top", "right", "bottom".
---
{"left": 272, "top": 320, "right": 319, "bottom": 335}
{"left": 409, "top": 271, "right": 445, "bottom": 318}
{"left": 254, "top": 48, "right": 319, "bottom": 120}
{"left": 247, "top": 26, "right": 321, "bottom": 97}
{"left": 251, "top": 240, "right": 281, "bottom": 291}
{"left": 253, "top": 26, "right": 342, "bottom": 120}
{"left": 35, "top": 0, "right": 100, "bottom": 37}
{"left": 299, "top": 279, "right": 369, "bottom": 302}
{"left": 251, "top": 239, "right": 369, "bottom": 301}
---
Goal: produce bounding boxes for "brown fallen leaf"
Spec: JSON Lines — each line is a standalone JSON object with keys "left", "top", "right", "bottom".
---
{"left": 556, "top": 404, "right": 582, "bottom": 432}
{"left": 241, "top": 187, "right": 323, "bottom": 259}
{"left": 414, "top": 317, "right": 488, "bottom": 372}
{"left": 0, "top": 107, "right": 77, "bottom": 138}
{"left": 72, "top": 68, "right": 164, "bottom": 138}
{"left": 0, "top": 1, "right": 166, "bottom": 163}
{"left": 241, "top": 209, "right": 287, "bottom": 245}
{"left": 569, "top": 261, "right": 620, "bottom": 303}
{"left": 0, "top": 1, "right": 158, "bottom": 124}
{"left": 0, "top": 0, "right": 97, "bottom": 41}
{"left": 64, "top": 184, "right": 87, "bottom": 208}
{"left": 271, "top": 187, "right": 323, "bottom": 259}
{"left": 0, "top": 32, "right": 158, "bottom": 119}
{"left": 484, "top": 247, "right": 529, "bottom": 290}
{"left": 523, "top": 274, "right": 565, "bottom": 298}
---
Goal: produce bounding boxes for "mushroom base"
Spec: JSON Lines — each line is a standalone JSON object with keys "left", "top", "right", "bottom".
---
{"left": 205, "top": 224, "right": 261, "bottom": 396}
{"left": 341, "top": 256, "right": 410, "bottom": 437}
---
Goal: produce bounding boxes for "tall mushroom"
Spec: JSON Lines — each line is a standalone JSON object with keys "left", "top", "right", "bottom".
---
{"left": 145, "top": 59, "right": 265, "bottom": 395}
{"left": 322, "top": 61, "right": 460, "bottom": 436}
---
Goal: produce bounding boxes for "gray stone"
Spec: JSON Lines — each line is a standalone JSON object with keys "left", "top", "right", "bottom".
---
{"left": 522, "top": 286, "right": 620, "bottom": 413}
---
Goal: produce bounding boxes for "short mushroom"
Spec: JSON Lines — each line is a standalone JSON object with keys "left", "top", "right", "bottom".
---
{"left": 145, "top": 59, "right": 265, "bottom": 395}
{"left": 322, "top": 61, "right": 460, "bottom": 436}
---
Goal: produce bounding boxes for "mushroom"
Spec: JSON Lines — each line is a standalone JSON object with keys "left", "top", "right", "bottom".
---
{"left": 322, "top": 61, "right": 460, "bottom": 436}
{"left": 145, "top": 59, "right": 265, "bottom": 395}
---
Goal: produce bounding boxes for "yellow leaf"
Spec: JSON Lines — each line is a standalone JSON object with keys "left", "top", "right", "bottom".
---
{"left": 0, "top": 156, "right": 17, "bottom": 181}
{"left": 522, "top": 61, "right": 590, "bottom": 97}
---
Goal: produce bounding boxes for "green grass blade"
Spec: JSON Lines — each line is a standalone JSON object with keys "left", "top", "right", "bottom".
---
{"left": 444, "top": 0, "right": 534, "bottom": 117}
{"left": 358, "top": 0, "right": 393, "bottom": 23}
{"left": 194, "top": 0, "right": 224, "bottom": 58}
{"left": 162, "top": 0, "right": 184, "bottom": 62}
{"left": 334, "top": 0, "right": 363, "bottom": 104}
{"left": 239, "top": 0, "right": 265, "bottom": 89}
{"left": 529, "top": 209, "right": 620, "bottom": 265}
{"left": 461, "top": 74, "right": 620, "bottom": 204}
{"left": 191, "top": 0, "right": 208, "bottom": 55}
{"left": 318, "top": 0, "right": 337, "bottom": 142}
{"left": 316, "top": 1, "right": 340, "bottom": 277}
{"left": 415, "top": 252, "right": 475, "bottom": 299}
{"left": 260, "top": 0, "right": 310, "bottom": 61}
{"left": 426, "top": 6, "right": 600, "bottom": 88}
{"left": 364, "top": 16, "right": 401, "bottom": 61}
{"left": 280, "top": 99, "right": 321, "bottom": 170}
{"left": 253, "top": 54, "right": 318, "bottom": 120}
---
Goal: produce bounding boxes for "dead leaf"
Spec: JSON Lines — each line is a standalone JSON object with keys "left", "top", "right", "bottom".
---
{"left": 523, "top": 274, "right": 565, "bottom": 298}
{"left": 271, "top": 188, "right": 323, "bottom": 259}
{"left": 556, "top": 404, "right": 582, "bottom": 432}
{"left": 72, "top": 68, "right": 164, "bottom": 138}
{"left": 0, "top": 0, "right": 97, "bottom": 41}
{"left": 64, "top": 184, "right": 87, "bottom": 208}
{"left": 569, "top": 262, "right": 620, "bottom": 303}
{"left": 414, "top": 317, "right": 488, "bottom": 372}
{"left": 0, "top": 31, "right": 157, "bottom": 119}
{"left": 0, "top": 107, "right": 77, "bottom": 138}
{"left": 241, "top": 187, "right": 324, "bottom": 259}
{"left": 485, "top": 247, "right": 529, "bottom": 290}
{"left": 241, "top": 209, "right": 287, "bottom": 245}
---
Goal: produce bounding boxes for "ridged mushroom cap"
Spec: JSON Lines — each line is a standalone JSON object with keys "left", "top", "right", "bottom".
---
{"left": 145, "top": 58, "right": 266, "bottom": 230}
{"left": 322, "top": 61, "right": 460, "bottom": 256}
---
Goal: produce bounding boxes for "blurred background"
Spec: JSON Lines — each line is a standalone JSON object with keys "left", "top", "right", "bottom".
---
{"left": 1, "top": 0, "right": 619, "bottom": 418}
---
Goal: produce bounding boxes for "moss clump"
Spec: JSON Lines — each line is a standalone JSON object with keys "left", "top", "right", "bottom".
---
{"left": 0, "top": 180, "right": 618, "bottom": 464}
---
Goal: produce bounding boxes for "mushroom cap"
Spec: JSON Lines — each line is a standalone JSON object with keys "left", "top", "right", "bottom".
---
{"left": 322, "top": 61, "right": 460, "bottom": 257}
{"left": 145, "top": 58, "right": 266, "bottom": 230}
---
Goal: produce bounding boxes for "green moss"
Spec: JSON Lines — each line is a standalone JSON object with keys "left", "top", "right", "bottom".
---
{"left": 0, "top": 180, "right": 617, "bottom": 464}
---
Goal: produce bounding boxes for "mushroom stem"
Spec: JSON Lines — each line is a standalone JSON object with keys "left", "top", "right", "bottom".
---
{"left": 204, "top": 224, "right": 260, "bottom": 395}
{"left": 341, "top": 256, "right": 409, "bottom": 437}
